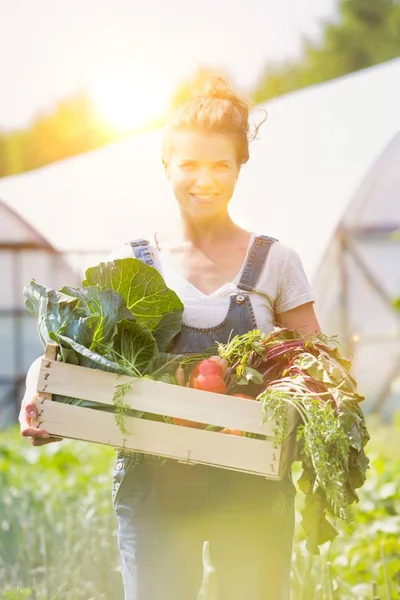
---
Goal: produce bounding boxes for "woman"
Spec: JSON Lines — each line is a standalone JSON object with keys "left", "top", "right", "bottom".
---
{"left": 20, "top": 73, "right": 320, "bottom": 600}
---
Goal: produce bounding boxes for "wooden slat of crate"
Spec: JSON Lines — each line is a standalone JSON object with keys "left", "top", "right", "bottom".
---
{"left": 37, "top": 358, "right": 297, "bottom": 437}
{"left": 36, "top": 399, "right": 283, "bottom": 478}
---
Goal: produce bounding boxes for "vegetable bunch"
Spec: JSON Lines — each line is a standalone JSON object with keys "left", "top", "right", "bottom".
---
{"left": 24, "top": 257, "right": 188, "bottom": 430}
{"left": 214, "top": 328, "right": 370, "bottom": 554}
{"left": 24, "top": 257, "right": 184, "bottom": 389}
{"left": 157, "top": 327, "right": 370, "bottom": 554}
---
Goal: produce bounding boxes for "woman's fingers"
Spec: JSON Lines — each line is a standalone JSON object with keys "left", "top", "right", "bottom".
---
{"left": 29, "top": 435, "right": 63, "bottom": 446}
{"left": 21, "top": 423, "right": 63, "bottom": 446}
{"left": 19, "top": 394, "right": 63, "bottom": 445}
{"left": 19, "top": 396, "right": 39, "bottom": 430}
{"left": 24, "top": 400, "right": 39, "bottom": 421}
{"left": 20, "top": 425, "right": 50, "bottom": 439}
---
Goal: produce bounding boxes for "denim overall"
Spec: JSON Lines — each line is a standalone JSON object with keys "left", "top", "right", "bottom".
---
{"left": 112, "top": 235, "right": 295, "bottom": 600}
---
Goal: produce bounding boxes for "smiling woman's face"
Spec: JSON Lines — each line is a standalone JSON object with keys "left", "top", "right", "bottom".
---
{"left": 164, "top": 130, "right": 240, "bottom": 220}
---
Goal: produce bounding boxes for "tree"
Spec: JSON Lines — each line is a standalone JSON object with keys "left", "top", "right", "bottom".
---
{"left": 0, "top": 92, "right": 116, "bottom": 178}
{"left": 253, "top": 0, "right": 400, "bottom": 103}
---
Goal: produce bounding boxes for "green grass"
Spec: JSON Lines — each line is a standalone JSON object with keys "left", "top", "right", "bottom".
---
{"left": 0, "top": 431, "right": 122, "bottom": 600}
{"left": 1, "top": 414, "right": 400, "bottom": 599}
{"left": 290, "top": 414, "right": 400, "bottom": 599}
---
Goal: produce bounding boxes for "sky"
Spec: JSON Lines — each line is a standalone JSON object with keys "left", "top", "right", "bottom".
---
{"left": 0, "top": 0, "right": 338, "bottom": 131}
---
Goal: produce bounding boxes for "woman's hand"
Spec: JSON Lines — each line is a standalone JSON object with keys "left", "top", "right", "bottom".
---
{"left": 19, "top": 393, "right": 62, "bottom": 446}
{"left": 19, "top": 356, "right": 63, "bottom": 446}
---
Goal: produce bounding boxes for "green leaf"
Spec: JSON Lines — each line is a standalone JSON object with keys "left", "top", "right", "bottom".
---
{"left": 45, "top": 289, "right": 84, "bottom": 336}
{"left": 348, "top": 448, "right": 369, "bottom": 490}
{"left": 151, "top": 309, "right": 184, "bottom": 352}
{"left": 57, "top": 334, "right": 131, "bottom": 375}
{"left": 24, "top": 280, "right": 51, "bottom": 348}
{"left": 25, "top": 283, "right": 95, "bottom": 349}
{"left": 83, "top": 259, "right": 183, "bottom": 348}
{"left": 59, "top": 285, "right": 133, "bottom": 352}
{"left": 297, "top": 467, "right": 313, "bottom": 494}
{"left": 238, "top": 366, "right": 264, "bottom": 385}
{"left": 112, "top": 319, "right": 158, "bottom": 375}
{"left": 322, "top": 344, "right": 353, "bottom": 374}
{"left": 24, "top": 280, "right": 48, "bottom": 318}
{"left": 295, "top": 353, "right": 333, "bottom": 384}
{"left": 155, "top": 373, "right": 178, "bottom": 385}
{"left": 301, "top": 492, "right": 339, "bottom": 554}
{"left": 59, "top": 347, "right": 80, "bottom": 365}
{"left": 347, "top": 422, "right": 363, "bottom": 451}
{"left": 25, "top": 280, "right": 140, "bottom": 362}
{"left": 24, "top": 282, "right": 77, "bottom": 347}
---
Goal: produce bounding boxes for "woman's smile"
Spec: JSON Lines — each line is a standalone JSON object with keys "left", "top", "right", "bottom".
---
{"left": 189, "top": 192, "right": 220, "bottom": 203}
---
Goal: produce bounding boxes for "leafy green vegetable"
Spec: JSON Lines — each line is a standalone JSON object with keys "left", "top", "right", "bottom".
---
{"left": 24, "top": 258, "right": 184, "bottom": 429}
{"left": 59, "top": 285, "right": 133, "bottom": 353}
{"left": 83, "top": 258, "right": 184, "bottom": 351}
{"left": 111, "top": 319, "right": 158, "bottom": 374}
{"left": 55, "top": 335, "right": 130, "bottom": 375}
{"left": 24, "top": 281, "right": 131, "bottom": 354}
{"left": 218, "top": 328, "right": 370, "bottom": 554}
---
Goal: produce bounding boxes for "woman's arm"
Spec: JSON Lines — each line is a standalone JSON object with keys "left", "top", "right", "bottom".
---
{"left": 275, "top": 301, "right": 321, "bottom": 336}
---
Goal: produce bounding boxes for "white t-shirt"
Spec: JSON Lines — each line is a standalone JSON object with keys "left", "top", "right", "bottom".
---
{"left": 109, "top": 232, "right": 315, "bottom": 336}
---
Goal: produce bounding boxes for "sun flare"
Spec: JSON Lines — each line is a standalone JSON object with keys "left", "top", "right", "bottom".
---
{"left": 89, "top": 69, "right": 166, "bottom": 133}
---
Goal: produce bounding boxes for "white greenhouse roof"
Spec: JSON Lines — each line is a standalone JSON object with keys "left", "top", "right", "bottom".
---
{"left": 0, "top": 58, "right": 399, "bottom": 281}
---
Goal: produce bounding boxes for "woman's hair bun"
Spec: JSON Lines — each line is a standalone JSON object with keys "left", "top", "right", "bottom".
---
{"left": 202, "top": 75, "right": 230, "bottom": 99}
{"left": 168, "top": 68, "right": 245, "bottom": 112}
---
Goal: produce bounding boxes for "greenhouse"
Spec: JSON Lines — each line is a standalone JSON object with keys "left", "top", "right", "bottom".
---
{"left": 0, "top": 202, "right": 79, "bottom": 424}
{"left": 0, "top": 58, "right": 399, "bottom": 425}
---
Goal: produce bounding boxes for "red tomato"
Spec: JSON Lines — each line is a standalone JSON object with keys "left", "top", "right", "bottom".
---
{"left": 191, "top": 373, "right": 227, "bottom": 394}
{"left": 230, "top": 393, "right": 256, "bottom": 400}
{"left": 190, "top": 358, "right": 222, "bottom": 379}
{"left": 188, "top": 359, "right": 227, "bottom": 394}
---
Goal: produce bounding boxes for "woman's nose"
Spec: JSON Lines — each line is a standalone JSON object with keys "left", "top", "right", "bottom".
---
{"left": 195, "top": 168, "right": 215, "bottom": 187}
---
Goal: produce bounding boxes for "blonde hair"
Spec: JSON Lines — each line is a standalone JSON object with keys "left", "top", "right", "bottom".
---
{"left": 163, "top": 69, "right": 255, "bottom": 166}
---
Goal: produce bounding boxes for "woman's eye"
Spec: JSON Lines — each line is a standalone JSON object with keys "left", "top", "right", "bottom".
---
{"left": 214, "top": 163, "right": 230, "bottom": 171}
{"left": 180, "top": 162, "right": 196, "bottom": 170}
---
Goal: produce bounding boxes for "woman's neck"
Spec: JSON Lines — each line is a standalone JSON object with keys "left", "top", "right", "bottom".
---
{"left": 172, "top": 212, "right": 240, "bottom": 247}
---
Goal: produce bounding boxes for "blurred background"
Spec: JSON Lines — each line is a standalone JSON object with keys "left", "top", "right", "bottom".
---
{"left": 0, "top": 0, "right": 399, "bottom": 598}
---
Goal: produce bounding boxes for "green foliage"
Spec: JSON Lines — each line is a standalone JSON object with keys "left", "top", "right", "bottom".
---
{"left": 24, "top": 258, "right": 184, "bottom": 433}
{"left": 0, "top": 428, "right": 121, "bottom": 600}
{"left": 1, "top": 417, "right": 400, "bottom": 598}
{"left": 83, "top": 258, "right": 184, "bottom": 347}
{"left": 24, "top": 258, "right": 184, "bottom": 380}
{"left": 0, "top": 93, "right": 118, "bottom": 178}
{"left": 253, "top": 0, "right": 400, "bottom": 104}
{"left": 291, "top": 423, "right": 400, "bottom": 598}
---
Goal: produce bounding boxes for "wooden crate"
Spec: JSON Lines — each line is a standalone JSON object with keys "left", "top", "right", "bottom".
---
{"left": 32, "top": 345, "right": 299, "bottom": 479}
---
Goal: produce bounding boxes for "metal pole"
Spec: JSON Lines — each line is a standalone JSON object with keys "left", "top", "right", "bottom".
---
{"left": 338, "top": 230, "right": 352, "bottom": 352}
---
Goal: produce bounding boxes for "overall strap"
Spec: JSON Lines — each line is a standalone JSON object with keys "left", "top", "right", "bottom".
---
{"left": 127, "top": 239, "right": 155, "bottom": 267}
{"left": 237, "top": 235, "right": 277, "bottom": 292}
